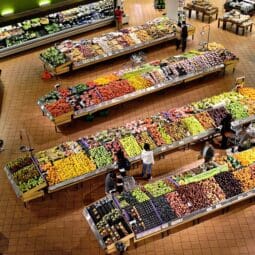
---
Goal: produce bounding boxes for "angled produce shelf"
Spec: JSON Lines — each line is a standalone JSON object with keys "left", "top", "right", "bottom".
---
{"left": 83, "top": 148, "right": 255, "bottom": 252}
{"left": 0, "top": 0, "right": 115, "bottom": 58}
{"left": 5, "top": 85, "right": 255, "bottom": 199}
{"left": 39, "top": 17, "right": 196, "bottom": 76}
{"left": 38, "top": 43, "right": 237, "bottom": 128}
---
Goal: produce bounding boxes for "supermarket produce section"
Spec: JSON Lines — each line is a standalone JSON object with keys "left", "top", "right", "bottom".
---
{"left": 39, "top": 17, "right": 196, "bottom": 75}
{"left": 4, "top": 86, "right": 255, "bottom": 202}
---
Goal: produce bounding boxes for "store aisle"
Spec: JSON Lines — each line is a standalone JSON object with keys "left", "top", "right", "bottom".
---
{"left": 0, "top": 0, "right": 254, "bottom": 254}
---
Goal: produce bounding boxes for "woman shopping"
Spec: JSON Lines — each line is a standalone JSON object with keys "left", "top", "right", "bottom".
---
{"left": 141, "top": 143, "right": 155, "bottom": 180}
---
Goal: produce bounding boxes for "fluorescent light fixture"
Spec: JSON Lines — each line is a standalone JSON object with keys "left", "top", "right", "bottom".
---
{"left": 1, "top": 8, "right": 14, "bottom": 16}
{"left": 39, "top": 0, "right": 51, "bottom": 7}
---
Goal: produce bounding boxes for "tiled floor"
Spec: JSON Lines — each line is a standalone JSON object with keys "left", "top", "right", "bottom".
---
{"left": 0, "top": 0, "right": 255, "bottom": 254}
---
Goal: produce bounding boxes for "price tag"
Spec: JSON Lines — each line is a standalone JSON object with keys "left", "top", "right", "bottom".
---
{"left": 215, "top": 204, "right": 222, "bottom": 209}
{"left": 162, "top": 223, "right": 168, "bottom": 229}
{"left": 161, "top": 146, "right": 166, "bottom": 152}
{"left": 247, "top": 191, "right": 253, "bottom": 196}
{"left": 206, "top": 207, "right": 213, "bottom": 212}
{"left": 179, "top": 141, "right": 185, "bottom": 145}
{"left": 147, "top": 87, "right": 154, "bottom": 91}
{"left": 108, "top": 53, "right": 113, "bottom": 56}
{"left": 193, "top": 136, "right": 198, "bottom": 140}
{"left": 95, "top": 56, "right": 100, "bottom": 60}
{"left": 171, "top": 218, "right": 183, "bottom": 226}
{"left": 238, "top": 195, "right": 243, "bottom": 200}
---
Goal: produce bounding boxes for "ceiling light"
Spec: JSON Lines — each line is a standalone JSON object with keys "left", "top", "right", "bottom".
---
{"left": 39, "top": 0, "right": 51, "bottom": 7}
{"left": 1, "top": 8, "right": 14, "bottom": 16}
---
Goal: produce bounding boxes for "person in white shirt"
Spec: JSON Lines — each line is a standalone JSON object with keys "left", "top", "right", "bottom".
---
{"left": 141, "top": 143, "right": 154, "bottom": 179}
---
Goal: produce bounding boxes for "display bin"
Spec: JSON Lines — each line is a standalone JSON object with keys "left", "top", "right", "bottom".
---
{"left": 4, "top": 166, "right": 47, "bottom": 203}
{"left": 83, "top": 198, "right": 134, "bottom": 254}
{"left": 53, "top": 111, "right": 74, "bottom": 126}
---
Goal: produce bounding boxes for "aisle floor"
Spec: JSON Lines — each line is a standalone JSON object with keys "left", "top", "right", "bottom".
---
{"left": 0, "top": 0, "right": 255, "bottom": 254}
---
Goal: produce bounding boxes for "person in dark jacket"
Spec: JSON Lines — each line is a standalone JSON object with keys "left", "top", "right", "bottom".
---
{"left": 105, "top": 172, "right": 116, "bottom": 194}
{"left": 181, "top": 21, "right": 188, "bottom": 52}
{"left": 220, "top": 113, "right": 234, "bottom": 149}
{"left": 116, "top": 149, "right": 131, "bottom": 172}
{"left": 175, "top": 22, "right": 182, "bottom": 50}
{"left": 202, "top": 141, "right": 215, "bottom": 163}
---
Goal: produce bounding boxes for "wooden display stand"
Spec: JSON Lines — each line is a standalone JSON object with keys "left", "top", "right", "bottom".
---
{"left": 21, "top": 183, "right": 47, "bottom": 203}
{"left": 185, "top": 3, "right": 219, "bottom": 23}
{"left": 218, "top": 17, "right": 253, "bottom": 35}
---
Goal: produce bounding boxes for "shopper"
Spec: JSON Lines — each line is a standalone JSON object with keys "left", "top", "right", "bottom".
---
{"left": 114, "top": 6, "right": 123, "bottom": 30}
{"left": 202, "top": 141, "right": 215, "bottom": 163}
{"left": 181, "top": 21, "right": 188, "bottom": 52}
{"left": 116, "top": 149, "right": 131, "bottom": 172}
{"left": 105, "top": 171, "right": 116, "bottom": 194}
{"left": 175, "top": 22, "right": 182, "bottom": 50}
{"left": 220, "top": 113, "right": 234, "bottom": 149}
{"left": 0, "top": 139, "right": 4, "bottom": 152}
{"left": 141, "top": 143, "right": 154, "bottom": 179}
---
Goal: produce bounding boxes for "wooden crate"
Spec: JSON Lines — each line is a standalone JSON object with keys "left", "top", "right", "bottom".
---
{"left": 53, "top": 111, "right": 74, "bottom": 126}
{"left": 21, "top": 182, "right": 47, "bottom": 202}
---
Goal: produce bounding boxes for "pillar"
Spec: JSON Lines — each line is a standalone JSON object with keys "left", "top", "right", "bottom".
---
{"left": 165, "top": 0, "right": 179, "bottom": 21}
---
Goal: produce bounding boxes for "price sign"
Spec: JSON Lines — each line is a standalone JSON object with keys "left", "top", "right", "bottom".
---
{"left": 162, "top": 223, "right": 168, "bottom": 229}
{"left": 206, "top": 207, "right": 213, "bottom": 212}
{"left": 161, "top": 146, "right": 166, "bottom": 152}
{"left": 215, "top": 204, "right": 222, "bottom": 209}
{"left": 171, "top": 218, "right": 183, "bottom": 226}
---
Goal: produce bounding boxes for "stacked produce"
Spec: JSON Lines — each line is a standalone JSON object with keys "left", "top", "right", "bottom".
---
{"left": 195, "top": 112, "right": 216, "bottom": 129}
{"left": 41, "top": 152, "right": 96, "bottom": 185}
{"left": 144, "top": 180, "right": 173, "bottom": 197}
{"left": 165, "top": 192, "right": 191, "bottom": 217}
{"left": 239, "top": 87, "right": 255, "bottom": 100}
{"left": 151, "top": 196, "right": 177, "bottom": 223}
{"left": 214, "top": 172, "right": 243, "bottom": 198}
{"left": 41, "top": 47, "right": 68, "bottom": 67}
{"left": 200, "top": 178, "right": 226, "bottom": 205}
{"left": 120, "top": 136, "right": 142, "bottom": 157}
{"left": 135, "top": 131, "right": 157, "bottom": 150}
{"left": 177, "top": 182, "right": 211, "bottom": 212}
{"left": 207, "top": 106, "right": 229, "bottom": 126}
{"left": 226, "top": 102, "right": 249, "bottom": 120}
{"left": 125, "top": 201, "right": 162, "bottom": 233}
{"left": 165, "top": 121, "right": 190, "bottom": 141}
{"left": 6, "top": 157, "right": 45, "bottom": 193}
{"left": 215, "top": 155, "right": 242, "bottom": 171}
{"left": 233, "top": 148, "right": 255, "bottom": 166}
{"left": 233, "top": 166, "right": 255, "bottom": 192}
{"left": 182, "top": 116, "right": 205, "bottom": 135}
{"left": 89, "top": 146, "right": 112, "bottom": 168}
{"left": 1, "top": 1, "right": 114, "bottom": 50}
{"left": 45, "top": 99, "right": 73, "bottom": 117}
{"left": 87, "top": 197, "right": 132, "bottom": 246}
{"left": 131, "top": 188, "right": 150, "bottom": 203}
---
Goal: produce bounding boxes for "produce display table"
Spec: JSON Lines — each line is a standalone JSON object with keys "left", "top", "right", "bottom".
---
{"left": 5, "top": 86, "right": 255, "bottom": 200}
{"left": 185, "top": 2, "right": 219, "bottom": 23}
{"left": 39, "top": 17, "right": 196, "bottom": 76}
{"left": 0, "top": 1, "right": 115, "bottom": 58}
{"left": 38, "top": 45, "right": 238, "bottom": 129}
{"left": 83, "top": 148, "right": 255, "bottom": 252}
{"left": 4, "top": 157, "right": 47, "bottom": 203}
{"left": 218, "top": 10, "right": 253, "bottom": 35}
{"left": 224, "top": 0, "right": 255, "bottom": 15}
